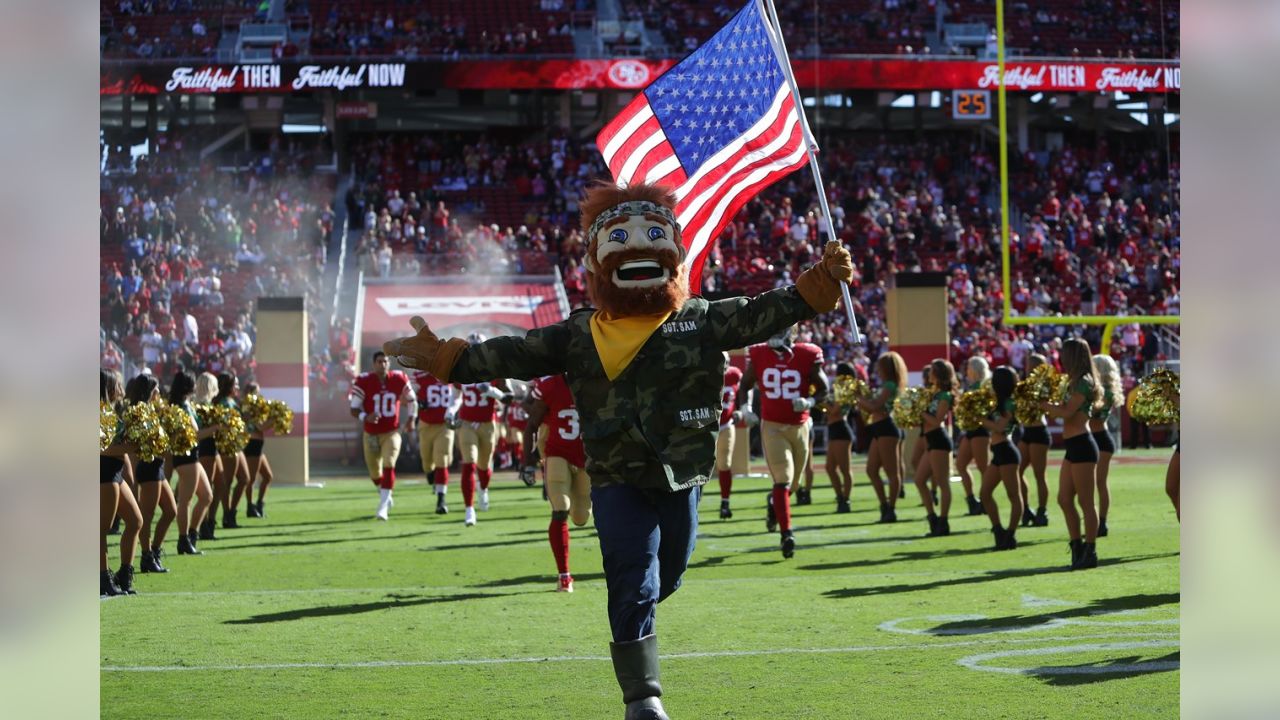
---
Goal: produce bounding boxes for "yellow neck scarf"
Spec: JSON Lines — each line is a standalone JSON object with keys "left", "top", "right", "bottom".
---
{"left": 589, "top": 310, "right": 672, "bottom": 381}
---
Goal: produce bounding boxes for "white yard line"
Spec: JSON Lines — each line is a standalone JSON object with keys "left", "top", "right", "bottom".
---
{"left": 102, "top": 632, "right": 1177, "bottom": 673}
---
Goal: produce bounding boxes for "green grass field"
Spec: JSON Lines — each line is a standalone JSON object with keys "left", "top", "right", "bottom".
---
{"left": 101, "top": 452, "right": 1179, "bottom": 719}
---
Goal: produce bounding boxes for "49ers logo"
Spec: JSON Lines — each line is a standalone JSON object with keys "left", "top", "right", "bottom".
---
{"left": 608, "top": 60, "right": 652, "bottom": 88}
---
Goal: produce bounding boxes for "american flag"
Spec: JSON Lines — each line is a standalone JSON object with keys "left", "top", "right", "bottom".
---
{"left": 596, "top": 0, "right": 809, "bottom": 293}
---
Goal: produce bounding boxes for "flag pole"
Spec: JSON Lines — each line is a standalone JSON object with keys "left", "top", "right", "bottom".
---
{"left": 757, "top": 0, "right": 863, "bottom": 345}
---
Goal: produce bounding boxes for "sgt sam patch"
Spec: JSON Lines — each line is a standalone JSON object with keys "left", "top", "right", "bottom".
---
{"left": 677, "top": 407, "right": 714, "bottom": 424}
{"left": 660, "top": 319, "right": 700, "bottom": 337}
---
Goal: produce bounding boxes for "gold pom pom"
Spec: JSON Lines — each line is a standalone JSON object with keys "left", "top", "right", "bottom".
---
{"left": 240, "top": 393, "right": 271, "bottom": 428}
{"left": 955, "top": 383, "right": 997, "bottom": 432}
{"left": 894, "top": 386, "right": 936, "bottom": 428}
{"left": 158, "top": 400, "right": 199, "bottom": 455}
{"left": 267, "top": 400, "right": 294, "bottom": 435}
{"left": 100, "top": 402, "right": 118, "bottom": 453}
{"left": 196, "top": 404, "right": 250, "bottom": 455}
{"left": 123, "top": 401, "right": 169, "bottom": 462}
{"left": 1129, "top": 368, "right": 1180, "bottom": 426}
{"left": 833, "top": 375, "right": 870, "bottom": 408}
{"left": 1014, "top": 364, "right": 1060, "bottom": 426}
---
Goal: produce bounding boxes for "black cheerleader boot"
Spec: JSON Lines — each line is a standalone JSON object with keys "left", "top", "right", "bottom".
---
{"left": 610, "top": 634, "right": 670, "bottom": 720}
{"left": 1068, "top": 539, "right": 1084, "bottom": 569}
{"left": 114, "top": 564, "right": 137, "bottom": 595}
{"left": 877, "top": 502, "right": 890, "bottom": 523}
{"left": 926, "top": 514, "right": 940, "bottom": 537}
{"left": 1033, "top": 507, "right": 1050, "bottom": 527}
{"left": 140, "top": 550, "right": 167, "bottom": 574}
{"left": 966, "top": 495, "right": 984, "bottom": 516}
{"left": 1098, "top": 517, "right": 1109, "bottom": 537}
{"left": 937, "top": 517, "right": 951, "bottom": 536}
{"left": 1021, "top": 507, "right": 1036, "bottom": 527}
{"left": 100, "top": 569, "right": 122, "bottom": 597}
{"left": 198, "top": 517, "right": 217, "bottom": 541}
{"left": 177, "top": 534, "right": 203, "bottom": 556}
{"left": 1076, "top": 542, "right": 1099, "bottom": 569}
{"left": 222, "top": 507, "right": 239, "bottom": 529}
{"left": 991, "top": 526, "right": 1005, "bottom": 550}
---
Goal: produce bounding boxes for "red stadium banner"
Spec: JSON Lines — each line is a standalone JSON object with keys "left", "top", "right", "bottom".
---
{"left": 100, "top": 58, "right": 1179, "bottom": 95}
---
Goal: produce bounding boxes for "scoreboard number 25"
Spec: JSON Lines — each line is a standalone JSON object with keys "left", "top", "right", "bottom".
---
{"left": 952, "top": 90, "right": 991, "bottom": 120}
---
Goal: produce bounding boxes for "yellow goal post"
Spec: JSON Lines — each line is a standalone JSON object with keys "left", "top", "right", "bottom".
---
{"left": 994, "top": 0, "right": 1180, "bottom": 354}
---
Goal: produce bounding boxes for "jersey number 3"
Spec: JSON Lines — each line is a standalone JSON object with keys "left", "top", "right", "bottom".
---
{"left": 557, "top": 409, "right": 580, "bottom": 441}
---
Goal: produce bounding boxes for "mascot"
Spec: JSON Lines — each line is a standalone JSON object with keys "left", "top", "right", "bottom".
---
{"left": 384, "top": 182, "right": 853, "bottom": 720}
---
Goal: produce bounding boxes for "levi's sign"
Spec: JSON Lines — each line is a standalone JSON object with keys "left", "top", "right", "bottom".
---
{"left": 375, "top": 296, "right": 544, "bottom": 317}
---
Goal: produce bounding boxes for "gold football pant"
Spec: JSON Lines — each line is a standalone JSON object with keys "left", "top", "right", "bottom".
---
{"left": 458, "top": 420, "right": 498, "bottom": 470}
{"left": 417, "top": 422, "right": 455, "bottom": 474}
{"left": 546, "top": 456, "right": 592, "bottom": 526}
{"left": 363, "top": 430, "right": 402, "bottom": 479}
{"left": 761, "top": 419, "right": 810, "bottom": 487}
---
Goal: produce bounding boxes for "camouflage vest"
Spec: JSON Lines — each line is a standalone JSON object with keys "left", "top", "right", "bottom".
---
{"left": 563, "top": 301, "right": 723, "bottom": 491}
{"left": 450, "top": 286, "right": 816, "bottom": 491}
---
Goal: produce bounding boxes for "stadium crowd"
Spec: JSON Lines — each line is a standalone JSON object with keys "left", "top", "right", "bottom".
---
{"left": 99, "top": 132, "right": 335, "bottom": 385}
{"left": 101, "top": 0, "right": 1176, "bottom": 60}
{"left": 340, "top": 127, "right": 1179, "bottom": 397}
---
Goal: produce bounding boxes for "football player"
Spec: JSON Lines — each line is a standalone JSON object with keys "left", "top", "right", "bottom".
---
{"left": 739, "top": 328, "right": 827, "bottom": 558}
{"left": 350, "top": 351, "right": 417, "bottom": 520}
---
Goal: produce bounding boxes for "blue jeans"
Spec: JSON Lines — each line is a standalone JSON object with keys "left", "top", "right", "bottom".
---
{"left": 591, "top": 484, "right": 699, "bottom": 642}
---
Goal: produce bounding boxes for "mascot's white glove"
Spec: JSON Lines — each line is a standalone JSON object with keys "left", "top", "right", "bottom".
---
{"left": 483, "top": 385, "right": 506, "bottom": 402}
{"left": 791, "top": 397, "right": 815, "bottom": 412}
{"left": 743, "top": 410, "right": 760, "bottom": 427}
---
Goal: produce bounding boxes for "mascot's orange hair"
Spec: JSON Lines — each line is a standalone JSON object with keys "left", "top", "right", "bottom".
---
{"left": 579, "top": 182, "right": 679, "bottom": 236}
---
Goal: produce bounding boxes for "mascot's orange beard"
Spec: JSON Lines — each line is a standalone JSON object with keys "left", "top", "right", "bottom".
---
{"left": 588, "top": 246, "right": 690, "bottom": 318}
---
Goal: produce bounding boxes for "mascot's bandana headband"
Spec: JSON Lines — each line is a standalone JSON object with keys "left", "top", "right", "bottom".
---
{"left": 588, "top": 200, "right": 678, "bottom": 241}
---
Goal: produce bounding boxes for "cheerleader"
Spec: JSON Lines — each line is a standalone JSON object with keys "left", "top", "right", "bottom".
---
{"left": 242, "top": 382, "right": 275, "bottom": 519}
{"left": 101, "top": 370, "right": 142, "bottom": 596}
{"left": 823, "top": 363, "right": 858, "bottom": 513}
{"left": 194, "top": 372, "right": 222, "bottom": 540}
{"left": 1018, "top": 354, "right": 1052, "bottom": 527}
{"left": 978, "top": 367, "right": 1023, "bottom": 550}
{"left": 856, "top": 352, "right": 909, "bottom": 523}
{"left": 213, "top": 372, "right": 252, "bottom": 529}
{"left": 1043, "top": 338, "right": 1104, "bottom": 570}
{"left": 908, "top": 364, "right": 934, "bottom": 504}
{"left": 1089, "top": 355, "right": 1125, "bottom": 536}
{"left": 955, "top": 357, "right": 991, "bottom": 516}
{"left": 167, "top": 371, "right": 217, "bottom": 555}
{"left": 124, "top": 374, "right": 178, "bottom": 575}
{"left": 914, "top": 359, "right": 958, "bottom": 536}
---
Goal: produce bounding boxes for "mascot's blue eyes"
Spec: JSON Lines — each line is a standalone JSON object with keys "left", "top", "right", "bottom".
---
{"left": 609, "top": 228, "right": 628, "bottom": 243}
{"left": 647, "top": 226, "right": 666, "bottom": 241}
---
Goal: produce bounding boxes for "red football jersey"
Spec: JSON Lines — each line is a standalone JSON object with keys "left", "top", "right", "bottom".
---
{"left": 351, "top": 370, "right": 411, "bottom": 434}
{"left": 458, "top": 381, "right": 501, "bottom": 422}
{"left": 720, "top": 366, "right": 744, "bottom": 427}
{"left": 747, "top": 342, "right": 824, "bottom": 425}
{"left": 506, "top": 401, "right": 528, "bottom": 431}
{"left": 531, "top": 375, "right": 586, "bottom": 467}
{"left": 411, "top": 371, "right": 455, "bottom": 424}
